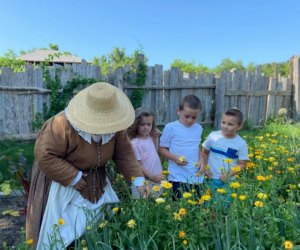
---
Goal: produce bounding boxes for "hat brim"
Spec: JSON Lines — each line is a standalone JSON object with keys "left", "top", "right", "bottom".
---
{"left": 67, "top": 83, "right": 134, "bottom": 134}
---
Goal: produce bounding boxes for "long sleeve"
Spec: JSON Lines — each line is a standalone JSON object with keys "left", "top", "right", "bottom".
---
{"left": 34, "top": 114, "right": 78, "bottom": 186}
{"left": 113, "top": 130, "right": 144, "bottom": 182}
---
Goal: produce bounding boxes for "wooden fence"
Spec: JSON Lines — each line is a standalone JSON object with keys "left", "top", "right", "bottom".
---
{"left": 0, "top": 56, "right": 299, "bottom": 139}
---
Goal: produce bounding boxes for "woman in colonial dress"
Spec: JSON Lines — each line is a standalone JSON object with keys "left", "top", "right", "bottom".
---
{"left": 26, "top": 82, "right": 147, "bottom": 249}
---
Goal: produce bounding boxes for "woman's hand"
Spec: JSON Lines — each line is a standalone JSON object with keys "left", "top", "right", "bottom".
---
{"left": 136, "top": 184, "right": 151, "bottom": 198}
{"left": 73, "top": 174, "right": 87, "bottom": 191}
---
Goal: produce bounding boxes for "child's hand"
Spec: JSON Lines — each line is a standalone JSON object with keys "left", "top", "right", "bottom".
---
{"left": 151, "top": 173, "right": 165, "bottom": 183}
{"left": 175, "top": 156, "right": 187, "bottom": 166}
{"left": 151, "top": 128, "right": 161, "bottom": 138}
{"left": 74, "top": 174, "right": 87, "bottom": 191}
{"left": 219, "top": 174, "right": 229, "bottom": 183}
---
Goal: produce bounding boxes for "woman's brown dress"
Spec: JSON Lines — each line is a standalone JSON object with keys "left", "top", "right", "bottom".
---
{"left": 26, "top": 112, "right": 143, "bottom": 247}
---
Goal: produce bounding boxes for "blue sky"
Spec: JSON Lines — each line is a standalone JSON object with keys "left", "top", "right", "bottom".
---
{"left": 0, "top": 0, "right": 299, "bottom": 69}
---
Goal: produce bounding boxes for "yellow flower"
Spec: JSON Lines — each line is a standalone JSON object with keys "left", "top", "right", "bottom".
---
{"left": 178, "top": 230, "right": 186, "bottom": 238}
{"left": 161, "top": 180, "right": 173, "bottom": 189}
{"left": 178, "top": 208, "right": 187, "bottom": 216}
{"left": 205, "top": 165, "right": 210, "bottom": 170}
{"left": 179, "top": 156, "right": 186, "bottom": 162}
{"left": 86, "top": 225, "right": 91, "bottom": 231}
{"left": 284, "top": 240, "right": 293, "bottom": 249}
{"left": 256, "top": 175, "right": 266, "bottom": 181}
{"left": 131, "top": 176, "right": 135, "bottom": 181}
{"left": 58, "top": 218, "right": 65, "bottom": 225}
{"left": 230, "top": 182, "right": 241, "bottom": 189}
{"left": 127, "top": 219, "right": 136, "bottom": 229}
{"left": 224, "top": 158, "right": 233, "bottom": 164}
{"left": 26, "top": 239, "right": 34, "bottom": 246}
{"left": 201, "top": 194, "right": 211, "bottom": 201}
{"left": 182, "top": 192, "right": 192, "bottom": 198}
{"left": 239, "top": 195, "right": 246, "bottom": 201}
{"left": 183, "top": 240, "right": 188, "bottom": 246}
{"left": 155, "top": 198, "right": 165, "bottom": 204}
{"left": 257, "top": 193, "right": 268, "bottom": 199}
{"left": 231, "top": 166, "right": 241, "bottom": 173}
{"left": 254, "top": 201, "right": 264, "bottom": 207}
{"left": 194, "top": 162, "right": 198, "bottom": 167}
{"left": 81, "top": 239, "right": 87, "bottom": 246}
{"left": 272, "top": 161, "right": 279, "bottom": 166}
{"left": 287, "top": 157, "right": 295, "bottom": 162}
{"left": 187, "top": 199, "right": 197, "bottom": 205}
{"left": 112, "top": 207, "right": 119, "bottom": 213}
{"left": 248, "top": 153, "right": 254, "bottom": 158}
{"left": 173, "top": 212, "right": 182, "bottom": 221}
{"left": 162, "top": 170, "right": 169, "bottom": 175}
{"left": 231, "top": 193, "right": 237, "bottom": 198}
{"left": 216, "top": 188, "right": 226, "bottom": 194}
{"left": 98, "top": 220, "right": 108, "bottom": 229}
{"left": 152, "top": 185, "right": 161, "bottom": 192}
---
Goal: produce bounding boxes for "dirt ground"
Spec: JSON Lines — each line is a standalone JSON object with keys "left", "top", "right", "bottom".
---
{"left": 0, "top": 195, "right": 26, "bottom": 249}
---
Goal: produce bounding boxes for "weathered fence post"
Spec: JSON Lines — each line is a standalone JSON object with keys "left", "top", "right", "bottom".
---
{"left": 290, "top": 56, "right": 300, "bottom": 120}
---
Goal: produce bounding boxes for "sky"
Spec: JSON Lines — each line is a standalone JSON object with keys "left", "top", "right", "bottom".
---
{"left": 0, "top": 0, "right": 299, "bottom": 69}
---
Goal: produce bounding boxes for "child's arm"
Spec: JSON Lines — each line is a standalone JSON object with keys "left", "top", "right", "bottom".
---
{"left": 200, "top": 148, "right": 210, "bottom": 176}
{"left": 220, "top": 160, "right": 248, "bottom": 182}
{"left": 138, "top": 160, "right": 165, "bottom": 183}
{"left": 151, "top": 128, "right": 161, "bottom": 151}
{"left": 159, "top": 146, "right": 187, "bottom": 166}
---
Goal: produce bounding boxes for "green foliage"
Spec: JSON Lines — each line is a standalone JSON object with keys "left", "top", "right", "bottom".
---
{"left": 214, "top": 58, "right": 245, "bottom": 73}
{"left": 43, "top": 75, "right": 98, "bottom": 120}
{"left": 92, "top": 47, "right": 140, "bottom": 75}
{"left": 0, "top": 140, "right": 34, "bottom": 189}
{"left": 171, "top": 59, "right": 211, "bottom": 74}
{"left": 0, "top": 49, "right": 25, "bottom": 72}
{"left": 170, "top": 58, "right": 290, "bottom": 77}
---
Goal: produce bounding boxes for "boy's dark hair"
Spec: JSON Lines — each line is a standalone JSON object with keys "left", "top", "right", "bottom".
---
{"left": 179, "top": 95, "right": 202, "bottom": 111}
{"left": 224, "top": 107, "right": 244, "bottom": 125}
{"left": 127, "top": 107, "right": 157, "bottom": 139}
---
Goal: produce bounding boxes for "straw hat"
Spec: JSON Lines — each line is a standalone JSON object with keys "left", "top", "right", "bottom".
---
{"left": 66, "top": 82, "right": 134, "bottom": 134}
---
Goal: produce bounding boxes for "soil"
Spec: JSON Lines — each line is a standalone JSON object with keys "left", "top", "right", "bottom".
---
{"left": 0, "top": 195, "right": 26, "bottom": 249}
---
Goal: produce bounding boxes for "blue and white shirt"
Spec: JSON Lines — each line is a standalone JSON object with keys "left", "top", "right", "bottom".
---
{"left": 202, "top": 130, "right": 248, "bottom": 179}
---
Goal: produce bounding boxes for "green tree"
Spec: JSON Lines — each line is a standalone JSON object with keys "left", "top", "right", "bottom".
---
{"left": 92, "top": 47, "right": 146, "bottom": 74}
{"left": 0, "top": 49, "right": 25, "bottom": 71}
{"left": 49, "top": 44, "right": 59, "bottom": 51}
{"left": 171, "top": 59, "right": 210, "bottom": 74}
{"left": 214, "top": 58, "right": 245, "bottom": 74}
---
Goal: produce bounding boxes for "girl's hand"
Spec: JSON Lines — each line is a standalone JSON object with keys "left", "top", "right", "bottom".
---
{"left": 74, "top": 174, "right": 87, "bottom": 191}
{"left": 151, "top": 173, "right": 165, "bottom": 183}
{"left": 151, "top": 128, "right": 161, "bottom": 138}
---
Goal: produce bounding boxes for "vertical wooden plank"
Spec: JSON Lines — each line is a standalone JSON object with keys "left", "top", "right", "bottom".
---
{"left": 141, "top": 66, "right": 153, "bottom": 109}
{"left": 237, "top": 71, "right": 248, "bottom": 122}
{"left": 214, "top": 75, "right": 225, "bottom": 128}
{"left": 169, "top": 67, "right": 181, "bottom": 122}
{"left": 230, "top": 69, "right": 239, "bottom": 108}
{"left": 266, "top": 77, "right": 277, "bottom": 118}
{"left": 153, "top": 65, "right": 164, "bottom": 125}
{"left": 163, "top": 69, "right": 170, "bottom": 124}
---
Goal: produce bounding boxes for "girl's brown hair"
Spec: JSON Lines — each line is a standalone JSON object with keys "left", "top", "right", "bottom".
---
{"left": 127, "top": 107, "right": 157, "bottom": 139}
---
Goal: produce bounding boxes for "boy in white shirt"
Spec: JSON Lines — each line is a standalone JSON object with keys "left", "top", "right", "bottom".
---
{"left": 159, "top": 95, "right": 204, "bottom": 199}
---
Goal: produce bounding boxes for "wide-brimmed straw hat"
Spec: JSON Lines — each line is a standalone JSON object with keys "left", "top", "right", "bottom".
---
{"left": 67, "top": 82, "right": 134, "bottom": 134}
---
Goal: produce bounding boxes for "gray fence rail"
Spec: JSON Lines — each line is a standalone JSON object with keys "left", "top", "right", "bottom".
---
{"left": 0, "top": 56, "right": 299, "bottom": 139}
